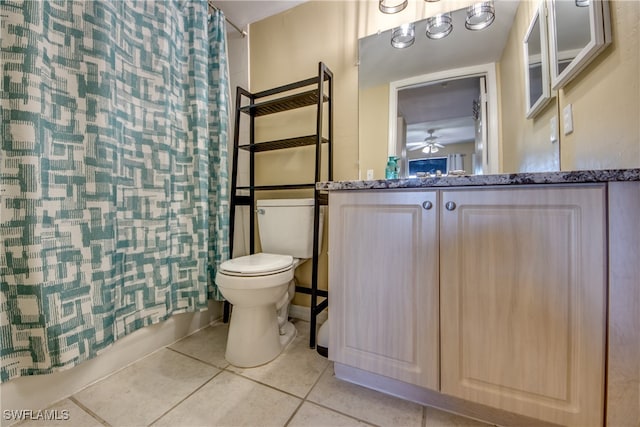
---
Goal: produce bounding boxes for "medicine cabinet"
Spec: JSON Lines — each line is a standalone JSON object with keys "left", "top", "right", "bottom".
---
{"left": 548, "top": 0, "right": 611, "bottom": 90}
{"left": 523, "top": 1, "right": 552, "bottom": 119}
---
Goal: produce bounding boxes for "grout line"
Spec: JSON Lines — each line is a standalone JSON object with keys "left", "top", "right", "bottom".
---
{"left": 301, "top": 359, "right": 331, "bottom": 401}
{"left": 422, "top": 404, "right": 428, "bottom": 427}
{"left": 207, "top": 323, "right": 380, "bottom": 426}
{"left": 221, "top": 368, "right": 305, "bottom": 402}
{"left": 165, "top": 345, "right": 230, "bottom": 371}
{"left": 282, "top": 360, "right": 332, "bottom": 427}
{"left": 299, "top": 400, "right": 381, "bottom": 427}
{"left": 282, "top": 398, "right": 305, "bottom": 427}
{"left": 296, "top": 400, "right": 381, "bottom": 427}
{"left": 68, "top": 396, "right": 111, "bottom": 427}
{"left": 145, "top": 370, "right": 225, "bottom": 426}
{"left": 298, "top": 363, "right": 381, "bottom": 427}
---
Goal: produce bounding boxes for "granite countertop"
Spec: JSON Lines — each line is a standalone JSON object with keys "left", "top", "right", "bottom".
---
{"left": 317, "top": 169, "right": 640, "bottom": 191}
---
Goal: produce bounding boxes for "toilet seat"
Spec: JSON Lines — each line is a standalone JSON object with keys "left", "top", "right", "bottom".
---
{"left": 219, "top": 253, "right": 294, "bottom": 276}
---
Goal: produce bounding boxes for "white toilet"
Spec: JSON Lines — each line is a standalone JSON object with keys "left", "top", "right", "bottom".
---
{"left": 216, "top": 198, "right": 323, "bottom": 368}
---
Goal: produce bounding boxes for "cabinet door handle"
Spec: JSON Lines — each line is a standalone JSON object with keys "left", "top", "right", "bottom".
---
{"left": 422, "top": 201, "right": 433, "bottom": 210}
{"left": 445, "top": 201, "right": 456, "bottom": 211}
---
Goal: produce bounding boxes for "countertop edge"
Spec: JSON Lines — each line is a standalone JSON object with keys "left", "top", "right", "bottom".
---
{"left": 317, "top": 169, "right": 640, "bottom": 190}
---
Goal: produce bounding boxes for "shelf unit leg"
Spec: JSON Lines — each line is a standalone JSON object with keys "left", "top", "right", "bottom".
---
{"left": 310, "top": 307, "right": 317, "bottom": 348}
{"left": 223, "top": 300, "right": 231, "bottom": 323}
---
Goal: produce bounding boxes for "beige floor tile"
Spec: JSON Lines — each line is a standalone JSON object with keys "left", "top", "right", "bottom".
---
{"left": 288, "top": 401, "right": 374, "bottom": 427}
{"left": 152, "top": 371, "right": 301, "bottom": 427}
{"left": 73, "top": 349, "right": 219, "bottom": 427}
{"left": 307, "top": 366, "right": 423, "bottom": 427}
{"left": 11, "top": 399, "right": 103, "bottom": 427}
{"left": 169, "top": 322, "right": 229, "bottom": 368}
{"left": 226, "top": 320, "right": 329, "bottom": 397}
{"left": 425, "top": 407, "right": 493, "bottom": 427}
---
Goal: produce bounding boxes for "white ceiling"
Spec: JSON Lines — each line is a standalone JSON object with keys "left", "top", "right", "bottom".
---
{"left": 211, "top": 0, "right": 306, "bottom": 35}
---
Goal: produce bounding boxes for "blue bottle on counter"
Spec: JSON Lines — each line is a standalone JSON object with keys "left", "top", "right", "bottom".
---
{"left": 385, "top": 156, "right": 399, "bottom": 179}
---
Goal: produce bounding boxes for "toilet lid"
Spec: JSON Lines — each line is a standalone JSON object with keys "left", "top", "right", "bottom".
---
{"left": 219, "top": 253, "right": 294, "bottom": 275}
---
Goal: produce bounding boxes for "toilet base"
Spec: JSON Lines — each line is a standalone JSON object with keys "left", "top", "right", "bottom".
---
{"left": 225, "top": 304, "right": 295, "bottom": 368}
{"left": 279, "top": 320, "right": 297, "bottom": 349}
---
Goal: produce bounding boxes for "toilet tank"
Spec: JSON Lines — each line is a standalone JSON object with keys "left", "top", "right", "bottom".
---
{"left": 257, "top": 198, "right": 324, "bottom": 259}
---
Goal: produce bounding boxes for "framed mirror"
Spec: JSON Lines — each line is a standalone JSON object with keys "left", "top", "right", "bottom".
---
{"left": 523, "top": 2, "right": 552, "bottom": 118}
{"left": 548, "top": 0, "right": 611, "bottom": 90}
{"left": 358, "top": 2, "right": 519, "bottom": 178}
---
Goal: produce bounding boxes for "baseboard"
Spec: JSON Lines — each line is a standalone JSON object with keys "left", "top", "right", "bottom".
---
{"left": 289, "top": 304, "right": 328, "bottom": 324}
{"left": 333, "top": 363, "right": 557, "bottom": 427}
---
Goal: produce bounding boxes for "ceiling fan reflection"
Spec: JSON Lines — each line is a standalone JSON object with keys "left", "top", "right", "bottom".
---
{"left": 406, "top": 129, "right": 445, "bottom": 153}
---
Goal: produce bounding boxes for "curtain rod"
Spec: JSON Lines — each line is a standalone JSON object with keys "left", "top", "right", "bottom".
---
{"left": 208, "top": 1, "right": 247, "bottom": 38}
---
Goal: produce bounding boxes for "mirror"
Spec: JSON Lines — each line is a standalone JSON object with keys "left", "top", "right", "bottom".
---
{"left": 548, "top": 0, "right": 611, "bottom": 89}
{"left": 358, "top": 1, "right": 519, "bottom": 177}
{"left": 523, "top": 2, "right": 552, "bottom": 119}
{"left": 389, "top": 64, "right": 497, "bottom": 177}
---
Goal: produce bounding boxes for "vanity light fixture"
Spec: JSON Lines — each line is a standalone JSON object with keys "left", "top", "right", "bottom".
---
{"left": 575, "top": 0, "right": 589, "bottom": 6}
{"left": 425, "top": 13, "right": 453, "bottom": 39}
{"left": 379, "top": 0, "right": 408, "bottom": 14}
{"left": 424, "top": 0, "right": 441, "bottom": 2}
{"left": 465, "top": 1, "right": 496, "bottom": 31}
{"left": 384, "top": 0, "right": 497, "bottom": 46}
{"left": 391, "top": 23, "right": 416, "bottom": 48}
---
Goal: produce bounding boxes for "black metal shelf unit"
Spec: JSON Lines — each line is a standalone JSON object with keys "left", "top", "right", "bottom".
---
{"left": 227, "top": 62, "right": 333, "bottom": 349}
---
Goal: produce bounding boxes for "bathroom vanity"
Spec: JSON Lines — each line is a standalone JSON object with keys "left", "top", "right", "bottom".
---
{"left": 320, "top": 170, "right": 640, "bottom": 427}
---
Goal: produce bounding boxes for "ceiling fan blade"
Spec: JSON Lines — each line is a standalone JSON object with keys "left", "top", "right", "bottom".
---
{"left": 434, "top": 143, "right": 445, "bottom": 148}
{"left": 408, "top": 144, "right": 427, "bottom": 151}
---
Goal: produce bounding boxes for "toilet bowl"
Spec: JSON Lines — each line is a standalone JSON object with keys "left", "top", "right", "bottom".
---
{"left": 215, "top": 198, "right": 323, "bottom": 368}
{"left": 217, "top": 253, "right": 298, "bottom": 367}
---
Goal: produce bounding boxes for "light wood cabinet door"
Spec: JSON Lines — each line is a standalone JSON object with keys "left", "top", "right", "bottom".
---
{"left": 329, "top": 190, "right": 439, "bottom": 390}
{"left": 440, "top": 185, "right": 606, "bottom": 426}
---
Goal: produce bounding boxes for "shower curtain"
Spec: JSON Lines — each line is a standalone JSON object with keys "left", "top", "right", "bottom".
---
{"left": 0, "top": 0, "right": 229, "bottom": 383}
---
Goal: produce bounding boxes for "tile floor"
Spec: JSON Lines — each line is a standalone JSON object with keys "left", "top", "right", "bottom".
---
{"left": 18, "top": 320, "right": 493, "bottom": 427}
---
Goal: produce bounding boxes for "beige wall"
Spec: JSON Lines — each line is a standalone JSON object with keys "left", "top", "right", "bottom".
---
{"left": 499, "top": 0, "right": 560, "bottom": 173}
{"left": 558, "top": 0, "right": 640, "bottom": 170}
{"left": 250, "top": 2, "right": 358, "bottom": 184}
{"left": 500, "top": 0, "right": 639, "bottom": 172}
{"left": 359, "top": 82, "right": 389, "bottom": 178}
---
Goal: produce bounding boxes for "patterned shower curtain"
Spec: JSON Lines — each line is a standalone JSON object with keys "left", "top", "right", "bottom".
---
{"left": 207, "top": 10, "right": 229, "bottom": 301}
{"left": 0, "top": 0, "right": 229, "bottom": 383}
